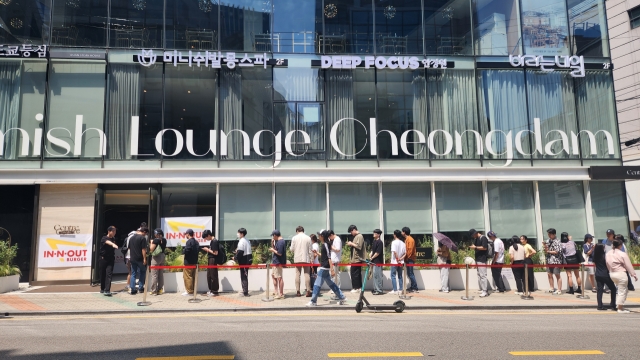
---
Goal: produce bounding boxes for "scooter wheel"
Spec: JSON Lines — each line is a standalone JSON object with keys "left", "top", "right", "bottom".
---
{"left": 393, "top": 300, "right": 405, "bottom": 313}
{"left": 355, "top": 301, "right": 363, "bottom": 313}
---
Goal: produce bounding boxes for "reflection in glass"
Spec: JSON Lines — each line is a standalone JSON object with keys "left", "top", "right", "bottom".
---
{"left": 322, "top": 0, "right": 374, "bottom": 54}
{"left": 539, "top": 181, "right": 587, "bottom": 238}
{"left": 274, "top": 103, "right": 325, "bottom": 160}
{"left": 424, "top": 0, "right": 472, "bottom": 55}
{"left": 568, "top": 0, "right": 608, "bottom": 57}
{"left": 383, "top": 183, "right": 432, "bottom": 234}
{"left": 520, "top": 0, "right": 569, "bottom": 55}
{"left": 166, "top": 0, "right": 219, "bottom": 50}
{"left": 374, "top": 0, "right": 422, "bottom": 55}
{"left": 273, "top": 68, "right": 323, "bottom": 102}
{"left": 161, "top": 184, "right": 217, "bottom": 221}
{"left": 590, "top": 181, "right": 628, "bottom": 237}
{"left": 473, "top": 0, "right": 522, "bottom": 55}
{"left": 110, "top": 0, "right": 163, "bottom": 48}
{"left": 51, "top": 0, "right": 108, "bottom": 47}
{"left": 330, "top": 183, "right": 380, "bottom": 233}
{"left": 220, "top": 0, "right": 271, "bottom": 51}
{"left": 435, "top": 182, "right": 484, "bottom": 232}
{"left": 219, "top": 183, "right": 272, "bottom": 241}
{"left": 487, "top": 182, "right": 536, "bottom": 238}
{"left": 276, "top": 183, "right": 327, "bottom": 239}
{"left": 0, "top": 0, "right": 50, "bottom": 45}
{"left": 272, "top": 0, "right": 322, "bottom": 53}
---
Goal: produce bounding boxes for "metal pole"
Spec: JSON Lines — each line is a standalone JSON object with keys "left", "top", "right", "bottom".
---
{"left": 137, "top": 254, "right": 152, "bottom": 306}
{"left": 262, "top": 263, "right": 274, "bottom": 302}
{"left": 461, "top": 264, "right": 474, "bottom": 301}
{"left": 576, "top": 264, "right": 590, "bottom": 299}
{"left": 399, "top": 263, "right": 411, "bottom": 300}
{"left": 521, "top": 263, "right": 533, "bottom": 300}
{"left": 188, "top": 265, "right": 202, "bottom": 303}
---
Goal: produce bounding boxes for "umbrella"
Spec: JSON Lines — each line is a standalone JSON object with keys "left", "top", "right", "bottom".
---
{"left": 433, "top": 232, "right": 458, "bottom": 252}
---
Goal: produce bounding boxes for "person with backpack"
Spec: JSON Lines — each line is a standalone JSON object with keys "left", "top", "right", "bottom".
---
{"left": 182, "top": 229, "right": 200, "bottom": 296}
{"left": 202, "top": 229, "right": 221, "bottom": 297}
{"left": 149, "top": 228, "right": 167, "bottom": 296}
{"left": 487, "top": 231, "right": 505, "bottom": 293}
{"left": 469, "top": 229, "right": 489, "bottom": 297}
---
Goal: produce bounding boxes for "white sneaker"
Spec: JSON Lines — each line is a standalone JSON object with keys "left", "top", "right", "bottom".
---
{"left": 206, "top": 291, "right": 212, "bottom": 296}
{"left": 389, "top": 290, "right": 397, "bottom": 295}
{"left": 617, "top": 309, "right": 630, "bottom": 314}
{"left": 351, "top": 289, "right": 359, "bottom": 293}
{"left": 553, "top": 290, "right": 562, "bottom": 295}
{"left": 329, "top": 291, "right": 334, "bottom": 295}
{"left": 181, "top": 292, "right": 190, "bottom": 296}
{"left": 443, "top": 290, "right": 450, "bottom": 293}
{"left": 547, "top": 289, "right": 554, "bottom": 293}
{"left": 306, "top": 301, "right": 317, "bottom": 307}
{"left": 514, "top": 292, "right": 523, "bottom": 296}
{"left": 479, "top": 292, "right": 489, "bottom": 298}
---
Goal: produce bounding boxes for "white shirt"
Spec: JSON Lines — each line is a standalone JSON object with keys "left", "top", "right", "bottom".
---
{"left": 312, "top": 243, "right": 320, "bottom": 264}
{"left": 237, "top": 237, "right": 251, "bottom": 255}
{"left": 330, "top": 236, "right": 342, "bottom": 263}
{"left": 391, "top": 239, "right": 406, "bottom": 264}
{"left": 493, "top": 238, "right": 505, "bottom": 263}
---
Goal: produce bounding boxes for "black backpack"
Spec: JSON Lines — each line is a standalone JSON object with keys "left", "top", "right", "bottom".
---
{"left": 215, "top": 241, "right": 227, "bottom": 265}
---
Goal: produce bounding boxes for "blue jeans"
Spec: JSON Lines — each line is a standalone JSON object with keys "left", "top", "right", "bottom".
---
{"left": 311, "top": 268, "right": 345, "bottom": 304}
{"left": 130, "top": 260, "right": 146, "bottom": 292}
{"left": 406, "top": 260, "right": 418, "bottom": 290}
{"left": 391, "top": 265, "right": 403, "bottom": 292}
{"left": 373, "top": 265, "right": 383, "bottom": 293}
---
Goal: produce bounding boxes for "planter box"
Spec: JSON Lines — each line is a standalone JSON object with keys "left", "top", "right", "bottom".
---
{"left": 0, "top": 275, "right": 20, "bottom": 294}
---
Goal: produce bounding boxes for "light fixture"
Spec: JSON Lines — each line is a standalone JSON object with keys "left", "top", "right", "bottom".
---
{"left": 10, "top": 18, "right": 23, "bottom": 29}
{"left": 198, "top": 0, "right": 213, "bottom": 13}
{"left": 0, "top": 0, "right": 13, "bottom": 6}
{"left": 187, "top": 90, "right": 191, "bottom": 94}
{"left": 324, "top": 3, "right": 337, "bottom": 18}
{"left": 132, "top": 0, "right": 146, "bottom": 11}
{"left": 383, "top": 5, "right": 396, "bottom": 19}
{"left": 442, "top": 6, "right": 453, "bottom": 20}
{"left": 66, "top": 0, "right": 80, "bottom": 8}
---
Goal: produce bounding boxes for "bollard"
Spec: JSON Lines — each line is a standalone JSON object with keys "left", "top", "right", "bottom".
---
{"left": 137, "top": 255, "right": 152, "bottom": 306}
{"left": 461, "top": 264, "right": 474, "bottom": 301}
{"left": 521, "top": 263, "right": 534, "bottom": 300}
{"left": 262, "top": 263, "right": 274, "bottom": 302}
{"left": 399, "top": 263, "right": 411, "bottom": 300}
{"left": 576, "top": 264, "right": 590, "bottom": 299}
{"left": 188, "top": 265, "right": 202, "bottom": 303}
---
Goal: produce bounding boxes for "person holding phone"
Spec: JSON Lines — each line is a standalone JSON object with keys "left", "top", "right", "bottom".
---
{"left": 201, "top": 230, "right": 219, "bottom": 297}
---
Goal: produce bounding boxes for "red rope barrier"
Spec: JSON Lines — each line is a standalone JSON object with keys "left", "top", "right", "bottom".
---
{"left": 150, "top": 263, "right": 637, "bottom": 270}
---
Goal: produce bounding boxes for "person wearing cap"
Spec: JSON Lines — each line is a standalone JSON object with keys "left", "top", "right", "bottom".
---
{"left": 328, "top": 230, "right": 342, "bottom": 292}
{"left": 488, "top": 231, "right": 505, "bottom": 293}
{"left": 269, "top": 229, "right": 286, "bottom": 299}
{"left": 290, "top": 226, "right": 312, "bottom": 297}
{"left": 583, "top": 234, "right": 596, "bottom": 293}
{"left": 201, "top": 230, "right": 220, "bottom": 296}
{"left": 99, "top": 226, "right": 118, "bottom": 296}
{"left": 306, "top": 230, "right": 347, "bottom": 307}
{"left": 543, "top": 228, "right": 563, "bottom": 295}
{"left": 149, "top": 228, "right": 167, "bottom": 296}
{"left": 182, "top": 229, "right": 199, "bottom": 296}
{"left": 402, "top": 227, "right": 419, "bottom": 293}
{"left": 346, "top": 225, "right": 366, "bottom": 293}
{"left": 128, "top": 227, "right": 149, "bottom": 295}
{"left": 603, "top": 229, "right": 616, "bottom": 254}
{"left": 235, "top": 228, "right": 252, "bottom": 297}
{"left": 370, "top": 229, "right": 384, "bottom": 295}
{"left": 469, "top": 229, "right": 489, "bottom": 297}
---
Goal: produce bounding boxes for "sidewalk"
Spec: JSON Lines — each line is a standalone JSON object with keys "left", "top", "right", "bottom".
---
{"left": 1, "top": 286, "right": 638, "bottom": 316}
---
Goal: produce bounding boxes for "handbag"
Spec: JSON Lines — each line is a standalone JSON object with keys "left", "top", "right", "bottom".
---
{"left": 576, "top": 250, "right": 585, "bottom": 264}
{"left": 151, "top": 243, "right": 163, "bottom": 256}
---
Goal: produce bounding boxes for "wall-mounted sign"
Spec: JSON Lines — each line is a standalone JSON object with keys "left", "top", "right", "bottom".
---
{"left": 37, "top": 234, "right": 92, "bottom": 268}
{"left": 0, "top": 44, "right": 48, "bottom": 58}
{"left": 54, "top": 225, "right": 80, "bottom": 235}
{"left": 135, "top": 49, "right": 287, "bottom": 69}
{"left": 509, "top": 55, "right": 585, "bottom": 77}
{"left": 161, "top": 216, "right": 213, "bottom": 247}
{"left": 589, "top": 166, "right": 640, "bottom": 180}
{"left": 313, "top": 56, "right": 453, "bottom": 69}
{"left": 415, "top": 247, "right": 433, "bottom": 260}
{"left": 49, "top": 49, "right": 106, "bottom": 60}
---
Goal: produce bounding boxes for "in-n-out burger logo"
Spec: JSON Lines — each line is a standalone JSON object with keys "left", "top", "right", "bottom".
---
{"left": 0, "top": 115, "right": 614, "bottom": 167}
{"left": 54, "top": 225, "right": 80, "bottom": 235}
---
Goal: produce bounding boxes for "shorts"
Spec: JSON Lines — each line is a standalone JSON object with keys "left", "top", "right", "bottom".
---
{"left": 547, "top": 266, "right": 561, "bottom": 275}
{"left": 272, "top": 266, "right": 283, "bottom": 278}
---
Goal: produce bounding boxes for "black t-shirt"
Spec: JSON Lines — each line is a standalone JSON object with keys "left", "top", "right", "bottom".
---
{"left": 184, "top": 238, "right": 200, "bottom": 265}
{"left": 208, "top": 239, "right": 219, "bottom": 259}
{"left": 475, "top": 235, "right": 489, "bottom": 263}
{"left": 371, "top": 239, "right": 383, "bottom": 264}
{"left": 128, "top": 234, "right": 147, "bottom": 262}
{"left": 320, "top": 241, "right": 331, "bottom": 269}
{"left": 100, "top": 236, "right": 116, "bottom": 260}
{"left": 152, "top": 237, "right": 167, "bottom": 252}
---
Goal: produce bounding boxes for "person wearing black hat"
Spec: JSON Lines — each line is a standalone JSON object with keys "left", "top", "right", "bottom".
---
{"left": 543, "top": 228, "right": 563, "bottom": 295}
{"left": 469, "top": 229, "right": 489, "bottom": 297}
{"left": 99, "top": 226, "right": 118, "bottom": 296}
{"left": 269, "top": 229, "right": 286, "bottom": 299}
{"left": 149, "top": 228, "right": 167, "bottom": 295}
{"left": 182, "top": 229, "right": 199, "bottom": 296}
{"left": 201, "top": 230, "right": 220, "bottom": 296}
{"left": 603, "top": 229, "right": 616, "bottom": 254}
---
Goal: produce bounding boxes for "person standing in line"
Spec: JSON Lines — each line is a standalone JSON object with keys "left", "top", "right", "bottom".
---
{"left": 370, "top": 229, "right": 384, "bottom": 295}
{"left": 469, "top": 229, "right": 489, "bottom": 297}
{"left": 310, "top": 234, "right": 320, "bottom": 284}
{"left": 402, "top": 227, "right": 419, "bottom": 293}
{"left": 509, "top": 236, "right": 525, "bottom": 296}
{"left": 149, "top": 228, "right": 167, "bottom": 296}
{"left": 329, "top": 230, "right": 342, "bottom": 292}
{"left": 487, "top": 231, "right": 505, "bottom": 293}
{"left": 269, "top": 229, "right": 286, "bottom": 299}
{"left": 346, "top": 225, "right": 366, "bottom": 293}
{"left": 583, "top": 234, "right": 597, "bottom": 293}
{"left": 123, "top": 222, "right": 146, "bottom": 291}
{"left": 606, "top": 239, "right": 638, "bottom": 313}
{"left": 603, "top": 229, "right": 616, "bottom": 253}
{"left": 128, "top": 227, "right": 149, "bottom": 295}
{"left": 593, "top": 244, "right": 616, "bottom": 310}
{"left": 235, "top": 228, "right": 252, "bottom": 297}
{"left": 436, "top": 241, "right": 451, "bottom": 293}
{"left": 560, "top": 232, "right": 582, "bottom": 295}
{"left": 290, "top": 226, "right": 312, "bottom": 297}
{"left": 614, "top": 234, "right": 635, "bottom": 291}
{"left": 390, "top": 230, "right": 406, "bottom": 295}
{"left": 201, "top": 230, "right": 220, "bottom": 297}
{"left": 306, "top": 230, "right": 347, "bottom": 307}
{"left": 543, "top": 228, "right": 563, "bottom": 295}
{"left": 521, "top": 235, "right": 536, "bottom": 294}
{"left": 182, "top": 229, "right": 199, "bottom": 296}
{"left": 99, "top": 226, "right": 118, "bottom": 296}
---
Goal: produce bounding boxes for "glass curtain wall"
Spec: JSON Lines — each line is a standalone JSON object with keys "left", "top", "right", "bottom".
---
{"left": 166, "top": 0, "right": 219, "bottom": 50}
{"left": 329, "top": 183, "right": 379, "bottom": 235}
{"left": 51, "top": 0, "right": 109, "bottom": 47}
{"left": 374, "top": 0, "right": 423, "bottom": 55}
{"left": 161, "top": 184, "right": 217, "bottom": 223}
{"left": 275, "top": 183, "right": 327, "bottom": 239}
{"left": 272, "top": 0, "right": 322, "bottom": 53}
{"left": 382, "top": 183, "right": 432, "bottom": 234}
{"left": 473, "top": 0, "right": 522, "bottom": 55}
{"left": 220, "top": 0, "right": 272, "bottom": 51}
{"left": 0, "top": 0, "right": 50, "bottom": 45}
{"left": 110, "top": 0, "right": 164, "bottom": 48}
{"left": 539, "top": 181, "right": 588, "bottom": 238}
{"left": 567, "top": 0, "right": 609, "bottom": 57}
{"left": 487, "top": 182, "right": 537, "bottom": 240}
{"left": 219, "top": 183, "right": 272, "bottom": 241}
{"left": 321, "top": 0, "right": 374, "bottom": 54}
{"left": 590, "top": 181, "right": 628, "bottom": 238}
{"left": 424, "top": 0, "right": 472, "bottom": 55}
{"left": 435, "top": 182, "right": 484, "bottom": 242}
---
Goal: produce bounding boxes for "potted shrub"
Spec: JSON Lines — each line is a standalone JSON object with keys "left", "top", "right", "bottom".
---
{"left": 0, "top": 239, "right": 20, "bottom": 293}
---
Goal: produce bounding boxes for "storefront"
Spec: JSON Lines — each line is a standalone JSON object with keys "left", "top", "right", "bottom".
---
{"left": 0, "top": 0, "right": 630, "bottom": 284}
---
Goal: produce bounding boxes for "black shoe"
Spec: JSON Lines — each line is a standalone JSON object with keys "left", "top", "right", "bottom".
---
{"left": 130, "top": 291, "right": 138, "bottom": 295}
{"left": 597, "top": 307, "right": 607, "bottom": 311}
{"left": 103, "top": 292, "right": 112, "bottom": 297}
{"left": 567, "top": 289, "right": 574, "bottom": 295}
{"left": 100, "top": 290, "right": 104, "bottom": 294}
{"left": 576, "top": 287, "right": 582, "bottom": 294}
{"left": 609, "top": 307, "right": 617, "bottom": 311}
{"left": 243, "top": 293, "right": 250, "bottom": 297}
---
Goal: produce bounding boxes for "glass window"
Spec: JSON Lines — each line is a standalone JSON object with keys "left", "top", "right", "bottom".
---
{"left": 163, "top": 65, "right": 218, "bottom": 159}
{"left": 106, "top": 63, "right": 162, "bottom": 160}
{"left": 220, "top": 67, "right": 273, "bottom": 160}
{"left": 329, "top": 183, "right": 380, "bottom": 234}
{"left": 473, "top": 0, "right": 522, "bottom": 55}
{"left": 0, "top": 0, "right": 50, "bottom": 45}
{"left": 51, "top": 0, "right": 108, "bottom": 47}
{"left": 590, "top": 181, "right": 628, "bottom": 238}
{"left": 321, "top": 0, "right": 374, "bottom": 54}
{"left": 0, "top": 60, "right": 46, "bottom": 160}
{"left": 631, "top": 6, "right": 640, "bottom": 30}
{"left": 487, "top": 182, "right": 536, "bottom": 238}
{"left": 46, "top": 61, "right": 106, "bottom": 159}
{"left": 435, "top": 182, "right": 485, "bottom": 232}
{"left": 220, "top": 0, "right": 272, "bottom": 51}
{"left": 109, "top": 0, "right": 163, "bottom": 48}
{"left": 520, "top": 0, "right": 569, "bottom": 55}
{"left": 525, "top": 70, "right": 578, "bottom": 159}
{"left": 219, "top": 183, "right": 272, "bottom": 241}
{"left": 424, "top": 0, "right": 472, "bottom": 55}
{"left": 575, "top": 71, "right": 620, "bottom": 159}
{"left": 273, "top": 68, "right": 323, "bottom": 102}
{"left": 276, "top": 183, "right": 326, "bottom": 239}
{"left": 374, "top": 0, "right": 422, "bottom": 55}
{"left": 166, "top": 0, "right": 219, "bottom": 50}
{"left": 383, "top": 183, "right": 432, "bottom": 233}
{"left": 161, "top": 184, "right": 216, "bottom": 219}
{"left": 274, "top": 102, "right": 325, "bottom": 160}
{"left": 272, "top": 0, "right": 322, "bottom": 53}
{"left": 539, "top": 181, "right": 588, "bottom": 238}
{"left": 568, "top": 0, "right": 609, "bottom": 56}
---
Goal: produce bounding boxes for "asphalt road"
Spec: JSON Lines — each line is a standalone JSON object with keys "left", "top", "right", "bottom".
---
{"left": 0, "top": 309, "right": 638, "bottom": 360}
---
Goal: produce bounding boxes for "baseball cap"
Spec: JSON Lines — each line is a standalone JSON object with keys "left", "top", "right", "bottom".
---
{"left": 271, "top": 229, "right": 281, "bottom": 237}
{"left": 487, "top": 231, "right": 497, "bottom": 238}
{"left": 584, "top": 233, "right": 594, "bottom": 240}
{"left": 317, "top": 229, "right": 326, "bottom": 235}
{"left": 606, "top": 229, "right": 615, "bottom": 235}
{"left": 468, "top": 228, "right": 478, "bottom": 237}
{"left": 185, "top": 229, "right": 194, "bottom": 236}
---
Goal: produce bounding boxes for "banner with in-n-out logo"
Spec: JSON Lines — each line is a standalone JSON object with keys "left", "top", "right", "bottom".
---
{"left": 161, "top": 216, "right": 213, "bottom": 247}
{"left": 37, "top": 234, "right": 93, "bottom": 268}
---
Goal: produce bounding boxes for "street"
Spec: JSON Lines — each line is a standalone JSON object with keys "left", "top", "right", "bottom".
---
{"left": 1, "top": 309, "right": 638, "bottom": 360}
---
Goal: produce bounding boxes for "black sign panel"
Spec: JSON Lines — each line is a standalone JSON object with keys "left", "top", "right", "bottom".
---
{"left": 415, "top": 247, "right": 433, "bottom": 260}
{"left": 589, "top": 166, "right": 640, "bottom": 180}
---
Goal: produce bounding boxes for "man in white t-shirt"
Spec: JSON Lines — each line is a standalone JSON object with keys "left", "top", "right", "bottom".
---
{"left": 329, "top": 230, "right": 342, "bottom": 290}
{"left": 488, "top": 231, "right": 505, "bottom": 293}
{"left": 390, "top": 230, "right": 406, "bottom": 294}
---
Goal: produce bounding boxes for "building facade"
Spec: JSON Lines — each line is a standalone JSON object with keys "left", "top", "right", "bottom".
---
{"left": 0, "top": 0, "right": 630, "bottom": 284}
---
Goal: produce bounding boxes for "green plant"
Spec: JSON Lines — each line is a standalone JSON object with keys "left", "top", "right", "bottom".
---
{"left": 627, "top": 244, "right": 640, "bottom": 268}
{"left": 0, "top": 240, "right": 20, "bottom": 277}
{"left": 252, "top": 241, "right": 271, "bottom": 265}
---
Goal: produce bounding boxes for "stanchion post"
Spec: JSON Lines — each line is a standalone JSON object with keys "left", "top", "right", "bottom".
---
{"left": 137, "top": 254, "right": 152, "bottom": 306}
{"left": 262, "top": 263, "right": 274, "bottom": 302}
{"left": 521, "top": 263, "right": 534, "bottom": 300}
{"left": 576, "top": 264, "right": 590, "bottom": 299}
{"left": 188, "top": 265, "right": 202, "bottom": 303}
{"left": 399, "top": 263, "right": 411, "bottom": 300}
{"left": 461, "top": 264, "right": 474, "bottom": 301}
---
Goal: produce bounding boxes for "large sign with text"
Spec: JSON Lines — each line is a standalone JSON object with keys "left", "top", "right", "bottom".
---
{"left": 37, "top": 234, "right": 92, "bottom": 268}
{"left": 136, "top": 49, "right": 287, "bottom": 69}
{"left": 161, "top": 217, "right": 213, "bottom": 247}
{"left": 509, "top": 55, "right": 585, "bottom": 77}
{"left": 318, "top": 55, "right": 450, "bottom": 69}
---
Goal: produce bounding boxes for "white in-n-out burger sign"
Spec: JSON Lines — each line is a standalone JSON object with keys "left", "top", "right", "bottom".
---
{"left": 0, "top": 115, "right": 614, "bottom": 167}
{"left": 320, "top": 55, "right": 448, "bottom": 69}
